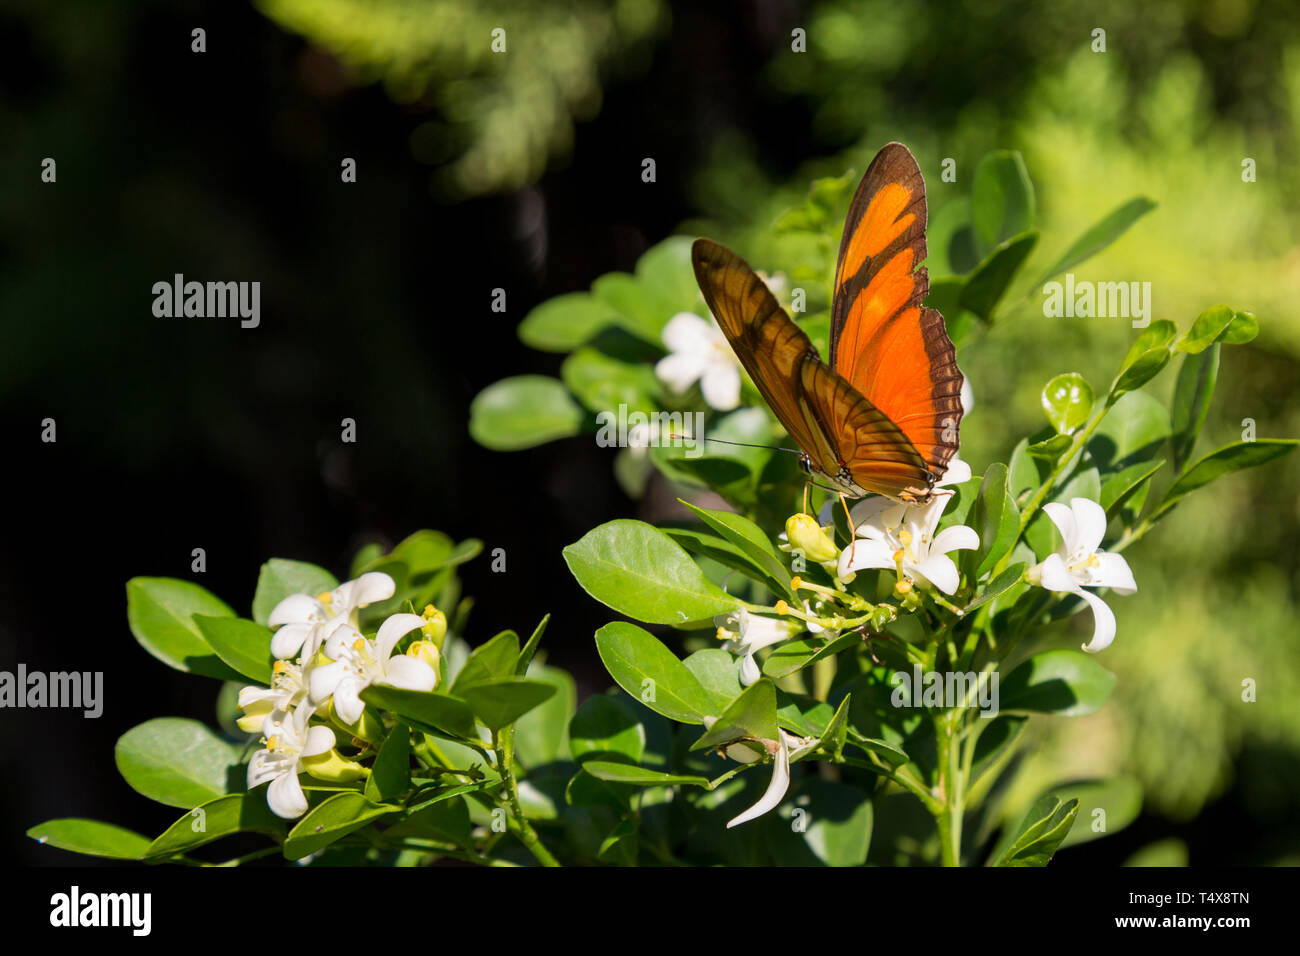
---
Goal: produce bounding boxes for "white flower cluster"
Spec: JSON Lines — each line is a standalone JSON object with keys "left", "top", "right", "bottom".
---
{"left": 237, "top": 572, "right": 443, "bottom": 819}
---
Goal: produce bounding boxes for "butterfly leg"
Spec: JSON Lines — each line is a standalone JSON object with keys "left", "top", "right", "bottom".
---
{"left": 840, "top": 492, "right": 857, "bottom": 565}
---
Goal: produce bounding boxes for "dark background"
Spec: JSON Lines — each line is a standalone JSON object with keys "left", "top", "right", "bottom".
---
{"left": 2, "top": 0, "right": 1295, "bottom": 866}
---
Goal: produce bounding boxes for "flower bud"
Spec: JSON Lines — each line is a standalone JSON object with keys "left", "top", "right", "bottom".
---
{"left": 421, "top": 604, "right": 448, "bottom": 649}
{"left": 301, "top": 747, "right": 367, "bottom": 783}
{"left": 784, "top": 513, "right": 840, "bottom": 564}
{"left": 406, "top": 640, "right": 442, "bottom": 688}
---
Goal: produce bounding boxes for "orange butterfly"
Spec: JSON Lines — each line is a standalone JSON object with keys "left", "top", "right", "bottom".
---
{"left": 691, "top": 142, "right": 964, "bottom": 504}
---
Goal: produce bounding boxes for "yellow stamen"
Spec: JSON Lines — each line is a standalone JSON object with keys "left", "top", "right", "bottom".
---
{"left": 895, "top": 579, "right": 913, "bottom": 595}
{"left": 790, "top": 576, "right": 803, "bottom": 590}
{"left": 893, "top": 548, "right": 906, "bottom": 563}
{"left": 317, "top": 591, "right": 333, "bottom": 605}
{"left": 774, "top": 600, "right": 790, "bottom": 615}
{"left": 273, "top": 660, "right": 289, "bottom": 675}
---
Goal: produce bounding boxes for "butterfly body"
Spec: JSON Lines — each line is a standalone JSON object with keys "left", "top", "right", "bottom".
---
{"left": 692, "top": 142, "right": 963, "bottom": 504}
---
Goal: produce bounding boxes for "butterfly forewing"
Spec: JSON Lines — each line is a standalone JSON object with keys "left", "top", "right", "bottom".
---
{"left": 830, "top": 143, "right": 964, "bottom": 481}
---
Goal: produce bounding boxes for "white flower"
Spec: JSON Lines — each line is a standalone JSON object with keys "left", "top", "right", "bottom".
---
{"left": 726, "top": 729, "right": 818, "bottom": 829}
{"left": 838, "top": 493, "right": 979, "bottom": 595}
{"left": 655, "top": 311, "right": 741, "bottom": 411}
{"left": 267, "top": 572, "right": 395, "bottom": 660}
{"left": 247, "top": 702, "right": 335, "bottom": 819}
{"left": 236, "top": 659, "right": 307, "bottom": 733}
{"left": 1027, "top": 497, "right": 1137, "bottom": 653}
{"left": 308, "top": 614, "right": 438, "bottom": 725}
{"left": 716, "top": 607, "right": 802, "bottom": 686}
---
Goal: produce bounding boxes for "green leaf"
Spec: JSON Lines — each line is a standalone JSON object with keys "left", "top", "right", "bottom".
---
{"left": 819, "top": 694, "right": 852, "bottom": 760}
{"left": 146, "top": 793, "right": 286, "bottom": 859}
{"left": 664, "top": 527, "right": 772, "bottom": 588}
{"left": 125, "top": 578, "right": 242, "bottom": 680}
{"left": 562, "top": 346, "right": 658, "bottom": 415}
{"left": 1124, "top": 838, "right": 1189, "bottom": 867}
{"left": 386, "top": 795, "right": 473, "bottom": 847}
{"left": 959, "top": 231, "right": 1038, "bottom": 322}
{"left": 1000, "top": 650, "right": 1116, "bottom": 717}
{"left": 1221, "top": 309, "right": 1258, "bottom": 345}
{"left": 193, "top": 616, "right": 274, "bottom": 685}
{"left": 1051, "top": 776, "right": 1142, "bottom": 848}
{"left": 1170, "top": 345, "right": 1219, "bottom": 472}
{"left": 635, "top": 235, "right": 701, "bottom": 318}
{"left": 971, "top": 150, "right": 1036, "bottom": 255}
{"left": 28, "top": 819, "right": 151, "bottom": 860}
{"left": 459, "top": 678, "right": 556, "bottom": 730}
{"left": 451, "top": 630, "right": 520, "bottom": 693}
{"left": 591, "top": 273, "right": 668, "bottom": 346}
{"left": 691, "top": 679, "right": 779, "bottom": 751}
{"left": 359, "top": 685, "right": 477, "bottom": 739}
{"left": 283, "top": 792, "right": 400, "bottom": 860}
{"left": 1089, "top": 390, "right": 1170, "bottom": 470}
{"left": 1175, "top": 304, "right": 1234, "bottom": 354}
{"left": 597, "top": 817, "right": 639, "bottom": 865}
{"left": 1026, "top": 433, "right": 1073, "bottom": 461}
{"left": 115, "top": 718, "right": 242, "bottom": 808}
{"left": 1034, "top": 197, "right": 1157, "bottom": 286}
{"left": 469, "top": 375, "right": 584, "bottom": 451}
{"left": 515, "top": 614, "right": 551, "bottom": 677}
{"left": 1153, "top": 440, "right": 1299, "bottom": 520}
{"left": 678, "top": 500, "right": 795, "bottom": 599}
{"left": 564, "top": 520, "right": 743, "bottom": 625}
{"left": 594, "top": 622, "right": 717, "bottom": 724}
{"left": 570, "top": 693, "right": 646, "bottom": 764}
{"left": 364, "top": 724, "right": 412, "bottom": 804}
{"left": 762, "top": 634, "right": 859, "bottom": 680}
{"left": 770, "top": 779, "right": 872, "bottom": 866}
{"left": 1041, "top": 373, "right": 1094, "bottom": 435}
{"left": 1111, "top": 348, "right": 1170, "bottom": 398}
{"left": 1099, "top": 460, "right": 1164, "bottom": 518}
{"left": 518, "top": 291, "right": 619, "bottom": 352}
{"left": 966, "top": 464, "right": 1020, "bottom": 579}
{"left": 963, "top": 563, "right": 1027, "bottom": 614}
{"left": 581, "top": 760, "right": 710, "bottom": 788}
{"left": 684, "top": 648, "right": 745, "bottom": 711}
{"left": 512, "top": 663, "right": 575, "bottom": 767}
{"left": 251, "top": 559, "right": 338, "bottom": 626}
{"left": 992, "top": 795, "right": 1079, "bottom": 866}
{"left": 1008, "top": 438, "right": 1042, "bottom": 501}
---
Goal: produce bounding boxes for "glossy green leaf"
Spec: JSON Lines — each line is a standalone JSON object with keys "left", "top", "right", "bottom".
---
{"left": 762, "top": 634, "right": 859, "bottom": 680}
{"left": 283, "top": 792, "right": 400, "bottom": 860}
{"left": 468, "top": 375, "right": 584, "bottom": 451}
{"left": 570, "top": 693, "right": 646, "bottom": 764}
{"left": 564, "top": 520, "right": 743, "bottom": 625}
{"left": 1153, "top": 440, "right": 1299, "bottom": 519}
{"left": 966, "top": 464, "right": 1020, "bottom": 579}
{"left": 1026, "top": 433, "right": 1073, "bottom": 461}
{"left": 959, "top": 231, "right": 1038, "bottom": 322}
{"left": 1099, "top": 460, "right": 1164, "bottom": 518}
{"left": 115, "top": 718, "right": 242, "bottom": 809}
{"left": 679, "top": 500, "right": 795, "bottom": 599}
{"left": 193, "top": 615, "right": 275, "bottom": 685}
{"left": 971, "top": 151, "right": 1036, "bottom": 255}
{"left": 518, "top": 291, "right": 619, "bottom": 352}
{"left": 459, "top": 678, "right": 556, "bottom": 730}
{"left": 1000, "top": 650, "right": 1116, "bottom": 717}
{"left": 1051, "top": 776, "right": 1142, "bottom": 848}
{"left": 1088, "top": 390, "right": 1170, "bottom": 470}
{"left": 1221, "top": 309, "right": 1258, "bottom": 344}
{"left": 594, "top": 621, "right": 717, "bottom": 724}
{"left": 691, "top": 679, "right": 779, "bottom": 751}
{"left": 963, "top": 563, "right": 1027, "bottom": 614}
{"left": 251, "top": 559, "right": 338, "bottom": 627}
{"left": 1033, "top": 197, "right": 1156, "bottom": 286}
{"left": 582, "top": 760, "right": 710, "bottom": 788}
{"left": 451, "top": 629, "right": 520, "bottom": 693}
{"left": 1041, "top": 373, "right": 1094, "bottom": 435}
{"left": 770, "top": 779, "right": 872, "bottom": 866}
{"left": 683, "top": 648, "right": 745, "bottom": 711}
{"left": 28, "top": 819, "right": 151, "bottom": 860}
{"left": 359, "top": 685, "right": 477, "bottom": 739}
{"left": 146, "top": 793, "right": 286, "bottom": 859}
{"left": 386, "top": 795, "right": 473, "bottom": 847}
{"left": 1169, "top": 345, "right": 1219, "bottom": 472}
{"left": 125, "top": 577, "right": 242, "bottom": 680}
{"left": 562, "top": 346, "right": 658, "bottom": 415}
{"left": 992, "top": 795, "right": 1079, "bottom": 867}
{"left": 364, "top": 723, "right": 411, "bottom": 804}
{"left": 512, "top": 663, "right": 575, "bottom": 767}
{"left": 1175, "top": 304, "right": 1234, "bottom": 354}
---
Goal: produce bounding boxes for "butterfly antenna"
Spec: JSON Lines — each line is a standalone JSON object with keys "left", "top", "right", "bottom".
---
{"left": 686, "top": 436, "right": 803, "bottom": 455}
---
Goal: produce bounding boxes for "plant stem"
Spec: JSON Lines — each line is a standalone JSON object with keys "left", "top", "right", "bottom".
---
{"left": 492, "top": 728, "right": 560, "bottom": 867}
{"left": 934, "top": 711, "right": 964, "bottom": 866}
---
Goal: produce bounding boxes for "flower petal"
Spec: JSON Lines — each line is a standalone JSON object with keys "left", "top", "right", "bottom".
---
{"left": 654, "top": 351, "right": 708, "bottom": 393}
{"left": 303, "top": 724, "right": 337, "bottom": 757}
{"left": 1035, "top": 553, "right": 1078, "bottom": 593}
{"left": 939, "top": 457, "right": 972, "bottom": 486}
{"left": 270, "top": 622, "right": 313, "bottom": 661}
{"left": 1042, "top": 502, "right": 1077, "bottom": 552}
{"left": 700, "top": 363, "right": 741, "bottom": 411}
{"left": 267, "top": 770, "right": 309, "bottom": 819}
{"left": 726, "top": 733, "right": 791, "bottom": 828}
{"left": 1076, "top": 587, "right": 1118, "bottom": 653}
{"left": 738, "top": 653, "right": 762, "bottom": 687}
{"left": 931, "top": 524, "right": 980, "bottom": 555}
{"left": 911, "top": 554, "right": 960, "bottom": 595}
{"left": 376, "top": 613, "right": 426, "bottom": 660}
{"left": 382, "top": 655, "right": 437, "bottom": 693}
{"left": 1069, "top": 498, "right": 1108, "bottom": 553}
{"left": 1091, "top": 552, "right": 1137, "bottom": 594}
{"left": 837, "top": 538, "right": 897, "bottom": 578}
{"left": 308, "top": 660, "right": 349, "bottom": 704}
{"left": 347, "top": 572, "right": 396, "bottom": 609}
{"left": 268, "top": 594, "right": 320, "bottom": 629}
{"left": 332, "top": 680, "right": 367, "bottom": 726}
{"left": 661, "top": 311, "right": 713, "bottom": 352}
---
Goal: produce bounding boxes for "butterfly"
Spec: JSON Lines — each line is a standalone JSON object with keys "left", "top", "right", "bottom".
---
{"left": 691, "top": 142, "right": 964, "bottom": 504}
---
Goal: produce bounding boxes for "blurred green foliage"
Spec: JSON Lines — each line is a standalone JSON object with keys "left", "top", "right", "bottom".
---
{"left": 257, "top": 0, "right": 668, "bottom": 197}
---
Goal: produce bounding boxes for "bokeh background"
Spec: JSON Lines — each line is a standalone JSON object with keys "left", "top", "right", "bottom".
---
{"left": 2, "top": 0, "right": 1297, "bottom": 865}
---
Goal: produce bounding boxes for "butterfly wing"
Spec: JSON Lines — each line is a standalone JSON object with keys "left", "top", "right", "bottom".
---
{"left": 691, "top": 238, "right": 931, "bottom": 499}
{"left": 830, "top": 142, "right": 964, "bottom": 484}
